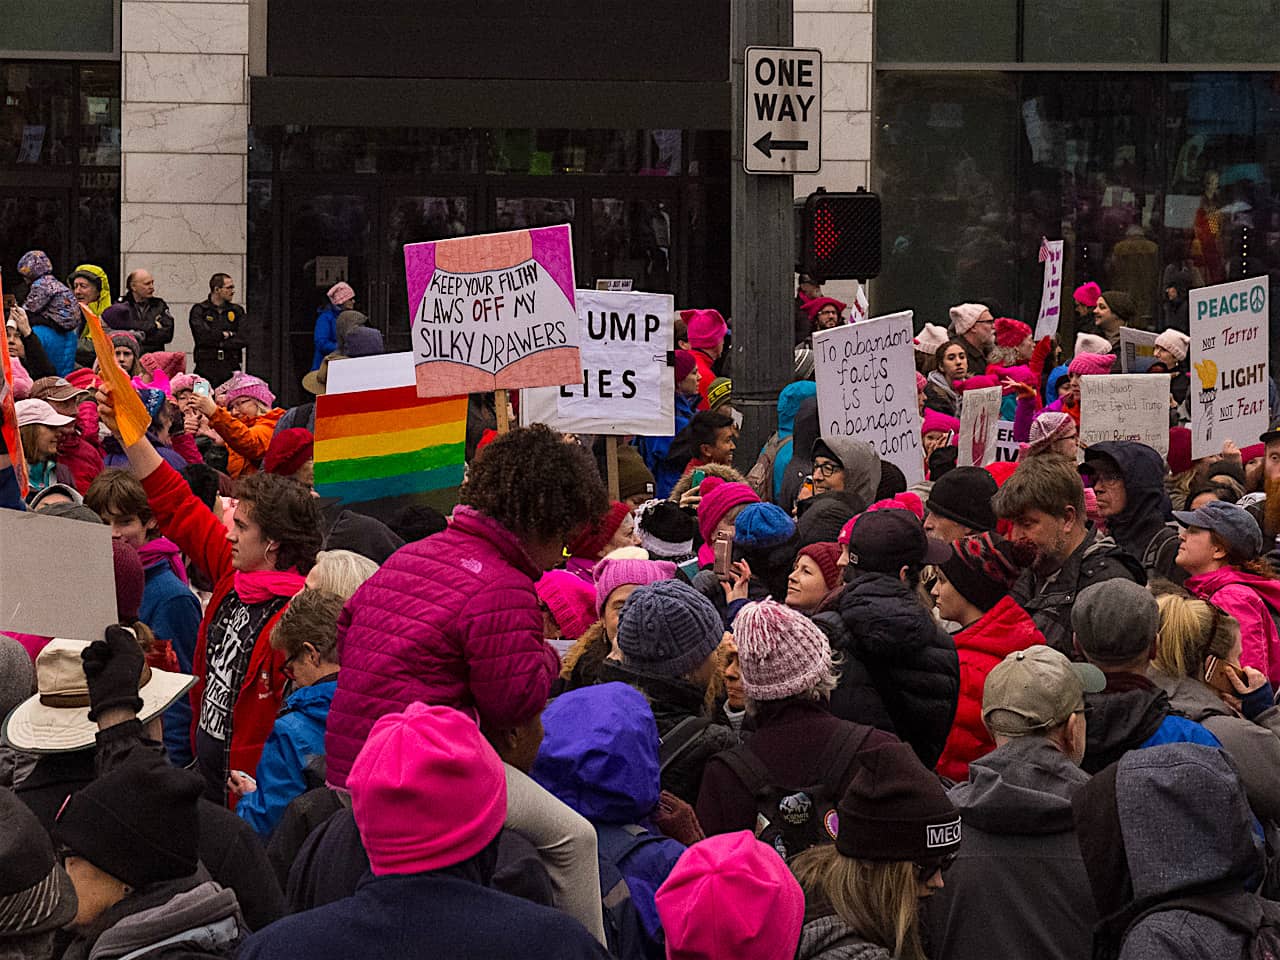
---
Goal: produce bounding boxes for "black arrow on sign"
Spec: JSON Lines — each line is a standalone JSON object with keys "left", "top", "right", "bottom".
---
{"left": 753, "top": 132, "right": 810, "bottom": 158}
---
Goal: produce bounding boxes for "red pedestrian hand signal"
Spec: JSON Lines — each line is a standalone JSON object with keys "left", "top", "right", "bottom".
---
{"left": 812, "top": 205, "right": 840, "bottom": 258}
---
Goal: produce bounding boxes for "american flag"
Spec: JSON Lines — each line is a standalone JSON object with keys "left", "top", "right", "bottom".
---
{"left": 1037, "top": 236, "right": 1052, "bottom": 263}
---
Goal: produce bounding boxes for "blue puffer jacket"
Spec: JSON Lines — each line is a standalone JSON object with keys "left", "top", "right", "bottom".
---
{"left": 638, "top": 393, "right": 699, "bottom": 499}
{"left": 532, "top": 683, "right": 684, "bottom": 942}
{"left": 237, "top": 678, "right": 336, "bottom": 837}
{"left": 312, "top": 304, "right": 341, "bottom": 370}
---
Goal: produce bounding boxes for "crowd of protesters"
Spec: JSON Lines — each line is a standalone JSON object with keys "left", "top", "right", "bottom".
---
{"left": 4, "top": 249, "right": 1280, "bottom": 960}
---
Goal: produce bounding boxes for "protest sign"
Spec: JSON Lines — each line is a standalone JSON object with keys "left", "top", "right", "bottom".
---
{"left": 326, "top": 352, "right": 415, "bottom": 395}
{"left": 0, "top": 510, "right": 116, "bottom": 641}
{"left": 1119, "top": 327, "right": 1159, "bottom": 372}
{"left": 84, "top": 306, "right": 151, "bottom": 446}
{"left": 1080, "top": 373, "right": 1170, "bottom": 455}
{"left": 1190, "top": 276, "right": 1270, "bottom": 458}
{"left": 521, "top": 290, "right": 675, "bottom": 436}
{"left": 994, "top": 420, "right": 1021, "bottom": 463}
{"left": 0, "top": 273, "right": 27, "bottom": 496}
{"left": 595, "top": 279, "right": 633, "bottom": 292}
{"left": 813, "top": 311, "right": 923, "bottom": 485}
{"left": 407, "top": 224, "right": 582, "bottom": 399}
{"left": 1034, "top": 239, "right": 1065, "bottom": 339}
{"left": 958, "top": 386, "right": 1001, "bottom": 467}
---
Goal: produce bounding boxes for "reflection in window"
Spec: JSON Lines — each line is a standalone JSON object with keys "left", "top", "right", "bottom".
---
{"left": 592, "top": 199, "right": 673, "bottom": 292}
{"left": 0, "top": 63, "right": 75, "bottom": 165}
{"left": 876, "top": 0, "right": 1017, "bottom": 62}
{"left": 79, "top": 65, "right": 119, "bottom": 167}
{"left": 495, "top": 197, "right": 575, "bottom": 231}
{"left": 1022, "top": 0, "right": 1161, "bottom": 63}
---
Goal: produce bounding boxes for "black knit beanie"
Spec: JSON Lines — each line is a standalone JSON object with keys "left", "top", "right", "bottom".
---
{"left": 835, "top": 742, "right": 960, "bottom": 862}
{"left": 54, "top": 754, "right": 203, "bottom": 890}
{"left": 938, "top": 532, "right": 1026, "bottom": 612}
{"left": 927, "top": 467, "right": 998, "bottom": 533}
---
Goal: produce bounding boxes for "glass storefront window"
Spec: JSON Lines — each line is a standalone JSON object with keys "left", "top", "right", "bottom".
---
{"left": 591, "top": 198, "right": 674, "bottom": 292}
{"left": 0, "top": 63, "right": 75, "bottom": 165}
{"left": 1023, "top": 0, "right": 1162, "bottom": 63}
{"left": 79, "top": 64, "right": 119, "bottom": 167}
{"left": 1168, "top": 1, "right": 1278, "bottom": 63}
{"left": 876, "top": 0, "right": 1017, "bottom": 63}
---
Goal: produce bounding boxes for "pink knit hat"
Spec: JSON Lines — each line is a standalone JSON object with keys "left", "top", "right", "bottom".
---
{"left": 1074, "top": 333, "right": 1111, "bottom": 355}
{"left": 1068, "top": 352, "right": 1115, "bottom": 377}
{"left": 914, "top": 322, "right": 949, "bottom": 355}
{"left": 327, "top": 281, "right": 355, "bottom": 306}
{"left": 949, "top": 302, "right": 987, "bottom": 335}
{"left": 349, "top": 702, "right": 506, "bottom": 876}
{"left": 682, "top": 309, "right": 728, "bottom": 350}
{"left": 922, "top": 408, "right": 960, "bottom": 437}
{"left": 1023, "top": 411, "right": 1076, "bottom": 455}
{"left": 536, "top": 570, "right": 599, "bottom": 639}
{"left": 656, "top": 831, "right": 804, "bottom": 960}
{"left": 734, "top": 600, "right": 834, "bottom": 701}
{"left": 915, "top": 371, "right": 927, "bottom": 393}
{"left": 1154, "top": 328, "right": 1191, "bottom": 363}
{"left": 169, "top": 373, "right": 197, "bottom": 395}
{"left": 223, "top": 373, "right": 276, "bottom": 409}
{"left": 139, "top": 351, "right": 186, "bottom": 379}
{"left": 994, "top": 317, "right": 1031, "bottom": 348}
{"left": 1073, "top": 282, "right": 1102, "bottom": 308}
{"left": 593, "top": 557, "right": 677, "bottom": 615}
{"left": 696, "top": 478, "right": 761, "bottom": 567}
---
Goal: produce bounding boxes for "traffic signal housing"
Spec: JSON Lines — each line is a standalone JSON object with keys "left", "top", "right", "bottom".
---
{"left": 798, "top": 188, "right": 882, "bottom": 281}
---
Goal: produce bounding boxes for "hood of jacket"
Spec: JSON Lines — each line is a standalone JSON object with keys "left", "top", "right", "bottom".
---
{"left": 1148, "top": 669, "right": 1234, "bottom": 724}
{"left": 18, "top": 249, "right": 53, "bottom": 279}
{"left": 1081, "top": 684, "right": 1168, "bottom": 774}
{"left": 86, "top": 879, "right": 242, "bottom": 960}
{"left": 812, "top": 435, "right": 882, "bottom": 505}
{"left": 286, "top": 677, "right": 337, "bottom": 722}
{"left": 953, "top": 735, "right": 1089, "bottom": 836}
{"left": 72, "top": 263, "right": 112, "bottom": 311}
{"left": 1045, "top": 364, "right": 1069, "bottom": 403}
{"left": 778, "top": 381, "right": 818, "bottom": 439}
{"left": 1185, "top": 566, "right": 1280, "bottom": 613}
{"left": 531, "top": 681, "right": 661, "bottom": 823}
{"left": 839, "top": 572, "right": 941, "bottom": 659}
{"left": 1086, "top": 441, "right": 1172, "bottom": 556}
{"left": 792, "top": 397, "right": 820, "bottom": 464}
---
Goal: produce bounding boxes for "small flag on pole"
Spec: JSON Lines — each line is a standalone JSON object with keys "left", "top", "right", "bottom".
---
{"left": 852, "top": 283, "right": 870, "bottom": 322}
{"left": 1037, "top": 236, "right": 1052, "bottom": 263}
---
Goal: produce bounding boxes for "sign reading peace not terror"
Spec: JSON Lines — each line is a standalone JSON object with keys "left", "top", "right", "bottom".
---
{"left": 744, "top": 46, "right": 822, "bottom": 175}
{"left": 1189, "top": 276, "right": 1270, "bottom": 458}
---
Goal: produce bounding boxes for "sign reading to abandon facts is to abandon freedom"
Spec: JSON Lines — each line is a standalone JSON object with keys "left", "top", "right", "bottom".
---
{"left": 744, "top": 46, "right": 822, "bottom": 175}
{"left": 1189, "top": 276, "right": 1270, "bottom": 459}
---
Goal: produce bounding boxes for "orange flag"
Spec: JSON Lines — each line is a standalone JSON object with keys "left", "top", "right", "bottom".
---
{"left": 0, "top": 272, "right": 28, "bottom": 496}
{"left": 83, "top": 306, "right": 152, "bottom": 446}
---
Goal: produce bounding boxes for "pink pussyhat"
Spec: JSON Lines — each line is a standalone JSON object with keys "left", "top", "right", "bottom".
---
{"left": 681, "top": 309, "right": 728, "bottom": 350}
{"left": 1068, "top": 352, "right": 1115, "bottom": 377}
{"left": 348, "top": 702, "right": 507, "bottom": 876}
{"left": 922, "top": 407, "right": 960, "bottom": 437}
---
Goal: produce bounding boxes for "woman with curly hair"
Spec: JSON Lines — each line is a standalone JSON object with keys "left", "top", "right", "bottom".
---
{"left": 324, "top": 423, "right": 610, "bottom": 789}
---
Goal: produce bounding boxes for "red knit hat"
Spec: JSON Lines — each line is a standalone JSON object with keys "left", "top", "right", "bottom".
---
{"left": 264, "top": 428, "right": 314, "bottom": 477}
{"left": 112, "top": 539, "right": 145, "bottom": 623}
{"left": 674, "top": 350, "right": 698, "bottom": 383}
{"left": 994, "top": 317, "right": 1031, "bottom": 348}
{"left": 567, "top": 500, "right": 631, "bottom": 559}
{"left": 796, "top": 542, "right": 842, "bottom": 591}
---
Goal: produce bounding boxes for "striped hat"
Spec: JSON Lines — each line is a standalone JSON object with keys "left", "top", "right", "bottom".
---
{"left": 0, "top": 790, "right": 76, "bottom": 938}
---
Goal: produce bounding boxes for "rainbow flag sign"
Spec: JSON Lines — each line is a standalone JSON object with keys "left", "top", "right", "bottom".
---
{"left": 314, "top": 385, "right": 467, "bottom": 518}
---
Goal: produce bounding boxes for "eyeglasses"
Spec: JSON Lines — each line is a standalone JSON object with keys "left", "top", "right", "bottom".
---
{"left": 913, "top": 852, "right": 957, "bottom": 881}
{"left": 813, "top": 459, "right": 842, "bottom": 478}
{"left": 1090, "top": 470, "right": 1123, "bottom": 486}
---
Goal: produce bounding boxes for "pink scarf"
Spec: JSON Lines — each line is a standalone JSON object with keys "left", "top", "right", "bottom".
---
{"left": 137, "top": 536, "right": 188, "bottom": 584}
{"left": 233, "top": 568, "right": 306, "bottom": 604}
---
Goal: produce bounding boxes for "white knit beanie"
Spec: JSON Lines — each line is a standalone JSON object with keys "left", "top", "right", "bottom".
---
{"left": 1074, "top": 332, "right": 1111, "bottom": 355}
{"left": 914, "top": 322, "right": 950, "bottom": 355}
{"left": 949, "top": 303, "right": 986, "bottom": 335}
{"left": 1154, "top": 329, "right": 1191, "bottom": 363}
{"left": 733, "top": 600, "right": 833, "bottom": 702}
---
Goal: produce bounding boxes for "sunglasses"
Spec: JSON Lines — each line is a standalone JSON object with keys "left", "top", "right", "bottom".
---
{"left": 913, "top": 852, "right": 957, "bottom": 881}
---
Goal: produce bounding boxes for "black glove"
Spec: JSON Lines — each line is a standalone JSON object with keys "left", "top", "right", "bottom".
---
{"left": 82, "top": 625, "right": 145, "bottom": 722}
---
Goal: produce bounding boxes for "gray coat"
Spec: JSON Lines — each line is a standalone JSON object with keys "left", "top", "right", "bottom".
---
{"left": 796, "top": 915, "right": 893, "bottom": 960}
{"left": 921, "top": 737, "right": 1095, "bottom": 960}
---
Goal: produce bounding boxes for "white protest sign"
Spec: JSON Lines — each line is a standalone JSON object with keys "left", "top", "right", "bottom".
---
{"left": 958, "top": 386, "right": 1001, "bottom": 467}
{"left": 1190, "top": 276, "right": 1271, "bottom": 459}
{"left": 1119, "top": 327, "right": 1160, "bottom": 372}
{"left": 994, "top": 420, "right": 1021, "bottom": 463}
{"left": 1034, "top": 239, "right": 1065, "bottom": 339}
{"left": 813, "top": 311, "right": 923, "bottom": 485}
{"left": 1080, "top": 374, "right": 1171, "bottom": 456}
{"left": 0, "top": 510, "right": 117, "bottom": 641}
{"left": 326, "top": 352, "right": 415, "bottom": 395}
{"left": 521, "top": 290, "right": 676, "bottom": 436}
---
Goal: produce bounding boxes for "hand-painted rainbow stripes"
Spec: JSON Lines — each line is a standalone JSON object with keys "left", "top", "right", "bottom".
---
{"left": 314, "top": 386, "right": 467, "bottom": 508}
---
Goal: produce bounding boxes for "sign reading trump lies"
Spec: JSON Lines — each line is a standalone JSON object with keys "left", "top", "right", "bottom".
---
{"left": 1189, "top": 277, "right": 1270, "bottom": 459}
{"left": 407, "top": 224, "right": 582, "bottom": 398}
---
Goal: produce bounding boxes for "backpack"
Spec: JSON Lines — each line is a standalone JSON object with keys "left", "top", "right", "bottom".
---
{"left": 746, "top": 434, "right": 790, "bottom": 501}
{"left": 1125, "top": 890, "right": 1280, "bottom": 960}
{"left": 595, "top": 824, "right": 669, "bottom": 960}
{"left": 717, "top": 723, "right": 875, "bottom": 860}
{"left": 658, "top": 716, "right": 712, "bottom": 776}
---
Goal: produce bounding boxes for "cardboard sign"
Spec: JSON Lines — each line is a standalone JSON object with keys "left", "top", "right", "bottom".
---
{"left": 0, "top": 510, "right": 116, "bottom": 642}
{"left": 522, "top": 290, "right": 676, "bottom": 436}
{"left": 1034, "top": 239, "right": 1065, "bottom": 339}
{"left": 958, "top": 386, "right": 1001, "bottom": 467}
{"left": 994, "top": 419, "right": 1021, "bottom": 463}
{"left": 407, "top": 224, "right": 582, "bottom": 398}
{"left": 1080, "top": 373, "right": 1171, "bottom": 456}
{"left": 1190, "top": 276, "right": 1271, "bottom": 458}
{"left": 1119, "top": 327, "right": 1160, "bottom": 372}
{"left": 814, "top": 311, "right": 924, "bottom": 485}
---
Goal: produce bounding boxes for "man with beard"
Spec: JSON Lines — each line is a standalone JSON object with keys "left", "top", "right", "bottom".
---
{"left": 1255, "top": 425, "right": 1280, "bottom": 561}
{"left": 993, "top": 455, "right": 1144, "bottom": 655}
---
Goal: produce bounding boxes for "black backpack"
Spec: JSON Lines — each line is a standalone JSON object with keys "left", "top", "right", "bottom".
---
{"left": 595, "top": 824, "right": 668, "bottom": 960}
{"left": 717, "top": 723, "right": 874, "bottom": 861}
{"left": 658, "top": 716, "right": 712, "bottom": 776}
{"left": 1125, "top": 890, "right": 1280, "bottom": 960}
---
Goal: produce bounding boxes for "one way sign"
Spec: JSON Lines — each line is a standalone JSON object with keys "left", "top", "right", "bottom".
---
{"left": 744, "top": 46, "right": 822, "bottom": 175}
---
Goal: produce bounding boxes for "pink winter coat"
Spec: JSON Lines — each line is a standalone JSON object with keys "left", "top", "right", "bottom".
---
{"left": 1185, "top": 567, "right": 1280, "bottom": 687}
{"left": 324, "top": 505, "right": 560, "bottom": 789}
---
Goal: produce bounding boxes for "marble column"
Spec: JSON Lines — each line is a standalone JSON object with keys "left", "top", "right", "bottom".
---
{"left": 120, "top": 0, "right": 249, "bottom": 360}
{"left": 794, "top": 0, "right": 874, "bottom": 307}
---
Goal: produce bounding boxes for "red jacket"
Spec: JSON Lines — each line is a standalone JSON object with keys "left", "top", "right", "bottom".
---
{"left": 142, "top": 459, "right": 289, "bottom": 801}
{"left": 693, "top": 350, "right": 716, "bottom": 411}
{"left": 936, "top": 595, "right": 1044, "bottom": 783}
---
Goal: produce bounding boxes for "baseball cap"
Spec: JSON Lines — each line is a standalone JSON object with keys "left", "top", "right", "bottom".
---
{"left": 983, "top": 645, "right": 1105, "bottom": 737}
{"left": 1172, "top": 500, "right": 1264, "bottom": 562}
{"left": 844, "top": 509, "right": 950, "bottom": 575}
{"left": 1260, "top": 423, "right": 1280, "bottom": 445}
{"left": 1071, "top": 580, "right": 1160, "bottom": 665}
{"left": 15, "top": 398, "right": 74, "bottom": 429}
{"left": 28, "top": 376, "right": 87, "bottom": 404}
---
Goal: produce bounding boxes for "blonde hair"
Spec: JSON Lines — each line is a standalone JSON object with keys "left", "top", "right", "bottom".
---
{"left": 1154, "top": 594, "right": 1238, "bottom": 679}
{"left": 308, "top": 549, "right": 378, "bottom": 600}
{"left": 789, "top": 845, "right": 927, "bottom": 960}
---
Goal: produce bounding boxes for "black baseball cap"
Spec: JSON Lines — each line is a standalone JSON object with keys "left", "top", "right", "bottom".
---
{"left": 843, "top": 509, "right": 951, "bottom": 575}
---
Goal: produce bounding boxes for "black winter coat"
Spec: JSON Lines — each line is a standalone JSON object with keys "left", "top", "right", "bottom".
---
{"left": 815, "top": 573, "right": 959, "bottom": 771}
{"left": 122, "top": 293, "right": 176, "bottom": 352}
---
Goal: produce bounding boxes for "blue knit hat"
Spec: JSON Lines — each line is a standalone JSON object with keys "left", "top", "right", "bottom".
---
{"left": 617, "top": 580, "right": 723, "bottom": 678}
{"left": 734, "top": 502, "right": 795, "bottom": 549}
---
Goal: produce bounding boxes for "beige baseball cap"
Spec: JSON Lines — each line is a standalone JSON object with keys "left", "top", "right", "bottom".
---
{"left": 982, "top": 645, "right": 1105, "bottom": 737}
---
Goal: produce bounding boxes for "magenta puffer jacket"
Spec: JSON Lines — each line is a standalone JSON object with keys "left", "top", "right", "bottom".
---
{"left": 324, "top": 505, "right": 560, "bottom": 789}
{"left": 1185, "top": 566, "right": 1280, "bottom": 688}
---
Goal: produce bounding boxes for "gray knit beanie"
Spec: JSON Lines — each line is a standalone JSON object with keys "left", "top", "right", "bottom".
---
{"left": 617, "top": 580, "right": 723, "bottom": 678}
{"left": 0, "top": 635, "right": 35, "bottom": 720}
